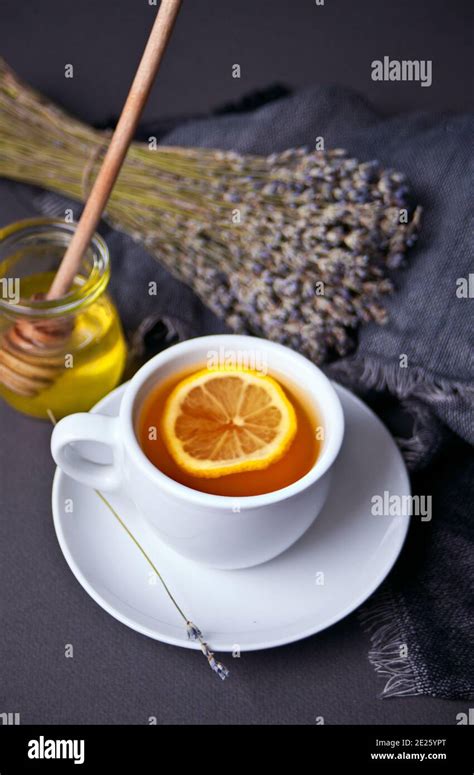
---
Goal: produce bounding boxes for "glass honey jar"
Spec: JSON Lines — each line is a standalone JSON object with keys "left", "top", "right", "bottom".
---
{"left": 0, "top": 218, "right": 127, "bottom": 419}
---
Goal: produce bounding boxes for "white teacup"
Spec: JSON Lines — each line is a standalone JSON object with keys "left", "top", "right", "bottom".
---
{"left": 51, "top": 335, "right": 344, "bottom": 569}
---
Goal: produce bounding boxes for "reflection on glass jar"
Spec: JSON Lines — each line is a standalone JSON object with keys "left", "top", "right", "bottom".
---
{"left": 0, "top": 218, "right": 127, "bottom": 419}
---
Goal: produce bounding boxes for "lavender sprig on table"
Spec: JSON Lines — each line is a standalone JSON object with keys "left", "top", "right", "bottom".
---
{"left": 95, "top": 491, "right": 230, "bottom": 680}
{"left": 187, "top": 622, "right": 230, "bottom": 680}
{"left": 47, "top": 410, "right": 229, "bottom": 680}
{"left": 0, "top": 59, "right": 421, "bottom": 362}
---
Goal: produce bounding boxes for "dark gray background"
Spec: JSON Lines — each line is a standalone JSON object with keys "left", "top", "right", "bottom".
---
{"left": 0, "top": 0, "right": 471, "bottom": 725}
{"left": 1, "top": 0, "right": 471, "bottom": 123}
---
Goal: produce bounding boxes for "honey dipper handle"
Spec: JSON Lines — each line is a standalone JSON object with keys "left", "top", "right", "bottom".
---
{"left": 47, "top": 0, "right": 182, "bottom": 300}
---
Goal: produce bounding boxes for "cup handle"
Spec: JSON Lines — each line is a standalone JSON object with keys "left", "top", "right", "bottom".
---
{"left": 51, "top": 413, "right": 122, "bottom": 492}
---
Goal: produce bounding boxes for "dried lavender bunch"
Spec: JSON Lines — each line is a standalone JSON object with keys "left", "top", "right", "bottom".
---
{"left": 0, "top": 59, "right": 421, "bottom": 362}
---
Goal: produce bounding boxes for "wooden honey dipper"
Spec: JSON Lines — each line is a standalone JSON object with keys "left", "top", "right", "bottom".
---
{"left": 0, "top": 0, "right": 182, "bottom": 398}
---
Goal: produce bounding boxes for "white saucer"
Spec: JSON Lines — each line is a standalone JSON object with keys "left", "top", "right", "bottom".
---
{"left": 52, "top": 381, "right": 410, "bottom": 652}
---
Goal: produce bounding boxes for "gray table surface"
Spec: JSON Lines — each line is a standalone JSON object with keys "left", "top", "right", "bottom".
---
{"left": 0, "top": 0, "right": 471, "bottom": 725}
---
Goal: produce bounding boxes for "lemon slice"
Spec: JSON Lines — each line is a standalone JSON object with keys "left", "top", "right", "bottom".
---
{"left": 162, "top": 368, "right": 297, "bottom": 478}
